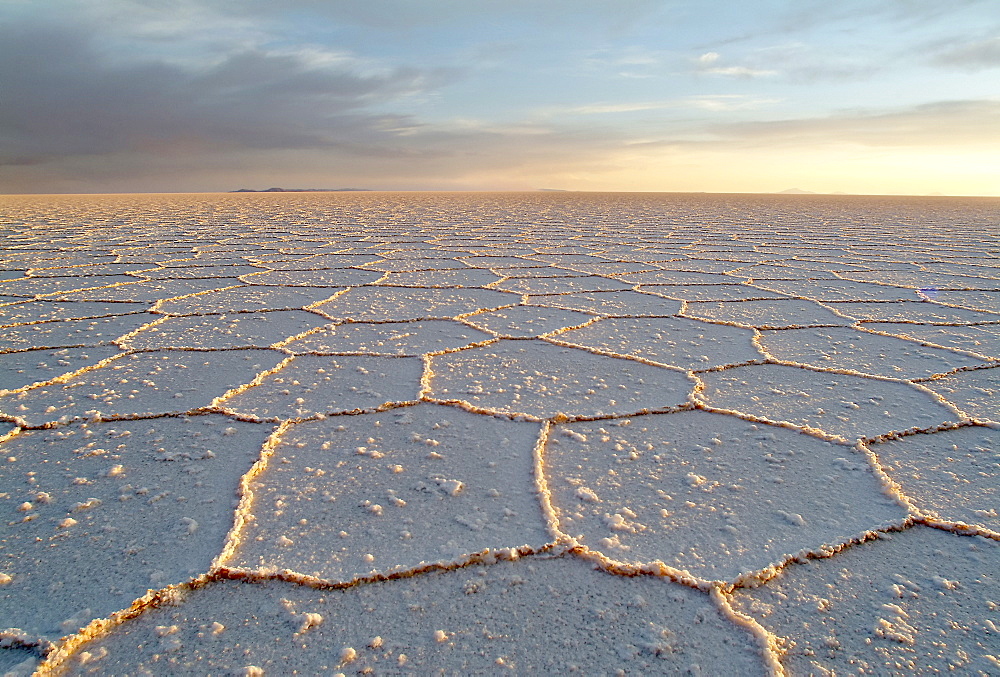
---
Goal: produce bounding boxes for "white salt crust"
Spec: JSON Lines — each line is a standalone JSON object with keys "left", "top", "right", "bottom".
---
{"left": 0, "top": 192, "right": 996, "bottom": 676}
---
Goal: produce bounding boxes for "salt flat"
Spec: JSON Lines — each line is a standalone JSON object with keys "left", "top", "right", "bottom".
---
{"left": 0, "top": 192, "right": 997, "bottom": 675}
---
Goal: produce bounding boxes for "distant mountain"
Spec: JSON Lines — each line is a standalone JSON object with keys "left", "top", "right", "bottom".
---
{"left": 776, "top": 188, "right": 817, "bottom": 194}
{"left": 537, "top": 188, "right": 568, "bottom": 192}
{"left": 231, "top": 187, "right": 372, "bottom": 193}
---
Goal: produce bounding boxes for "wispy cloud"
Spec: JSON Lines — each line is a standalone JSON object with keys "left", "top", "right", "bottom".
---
{"left": 929, "top": 35, "right": 1000, "bottom": 71}
{"left": 694, "top": 51, "right": 777, "bottom": 78}
{"left": 560, "top": 95, "right": 778, "bottom": 115}
{"left": 708, "top": 99, "right": 1000, "bottom": 148}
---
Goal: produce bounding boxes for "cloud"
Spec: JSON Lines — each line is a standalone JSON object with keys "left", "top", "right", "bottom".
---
{"left": 708, "top": 99, "right": 1000, "bottom": 148}
{"left": 694, "top": 51, "right": 776, "bottom": 78}
{"left": 194, "top": 0, "right": 665, "bottom": 34}
{"left": 560, "top": 95, "right": 778, "bottom": 115}
{"left": 929, "top": 35, "right": 1000, "bottom": 71}
{"left": 684, "top": 95, "right": 780, "bottom": 112}
{"left": 0, "top": 17, "right": 457, "bottom": 168}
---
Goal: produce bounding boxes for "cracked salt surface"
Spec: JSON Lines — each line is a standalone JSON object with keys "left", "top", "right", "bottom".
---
{"left": 864, "top": 322, "right": 1000, "bottom": 360}
{"left": 428, "top": 339, "right": 692, "bottom": 419}
{"left": 120, "top": 310, "right": 330, "bottom": 350}
{"left": 463, "top": 305, "right": 595, "bottom": 338}
{"left": 217, "top": 354, "right": 424, "bottom": 420}
{"left": 0, "top": 301, "right": 147, "bottom": 325}
{"left": 757, "top": 326, "right": 984, "bottom": 379}
{"left": 314, "top": 286, "right": 518, "bottom": 321}
{"left": 697, "top": 363, "right": 960, "bottom": 441}
{"left": 228, "top": 404, "right": 549, "bottom": 582}
{"left": 52, "top": 278, "right": 246, "bottom": 303}
{"left": 0, "top": 348, "right": 284, "bottom": 426}
{"left": 730, "top": 526, "right": 999, "bottom": 675}
{"left": 546, "top": 410, "right": 906, "bottom": 582}
{"left": 0, "top": 347, "right": 123, "bottom": 392}
{"left": 526, "top": 289, "right": 682, "bottom": 316}
{"left": 62, "top": 556, "right": 764, "bottom": 675}
{"left": 1, "top": 192, "right": 998, "bottom": 675}
{"left": 558, "top": 315, "right": 762, "bottom": 370}
{"left": 920, "top": 367, "right": 1000, "bottom": 422}
{"left": 283, "top": 319, "right": 492, "bottom": 356}
{"left": 0, "top": 315, "right": 155, "bottom": 352}
{"left": 0, "top": 416, "right": 271, "bottom": 639}
{"left": 870, "top": 426, "right": 999, "bottom": 534}
{"left": 830, "top": 300, "right": 1000, "bottom": 324}
{"left": 684, "top": 299, "right": 852, "bottom": 329}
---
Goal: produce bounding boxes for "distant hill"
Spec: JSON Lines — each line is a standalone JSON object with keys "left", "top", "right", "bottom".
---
{"left": 231, "top": 187, "right": 372, "bottom": 193}
{"left": 776, "top": 188, "right": 817, "bottom": 194}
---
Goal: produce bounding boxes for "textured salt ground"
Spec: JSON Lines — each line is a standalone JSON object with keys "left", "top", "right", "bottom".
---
{"left": 552, "top": 260, "right": 656, "bottom": 276}
{"left": 135, "top": 265, "right": 263, "bottom": 279}
{"left": 26, "top": 262, "right": 159, "bottom": 276}
{"left": 2, "top": 193, "right": 999, "bottom": 675}
{"left": 377, "top": 268, "right": 504, "bottom": 287}
{"left": 546, "top": 410, "right": 905, "bottom": 582}
{"left": 865, "top": 322, "right": 1000, "bottom": 360}
{"left": 869, "top": 425, "right": 999, "bottom": 533}
{"left": 253, "top": 253, "right": 382, "bottom": 270}
{"left": 119, "top": 310, "right": 330, "bottom": 350}
{"left": 619, "top": 269, "right": 748, "bottom": 285}
{"left": 697, "top": 363, "right": 960, "bottom": 441}
{"left": 922, "top": 290, "right": 1000, "bottom": 313}
{"left": 154, "top": 286, "right": 341, "bottom": 315}
{"left": 239, "top": 268, "right": 383, "bottom": 286}
{"left": 648, "top": 284, "right": 789, "bottom": 302}
{"left": 428, "top": 339, "right": 692, "bottom": 419}
{"left": 838, "top": 269, "right": 1000, "bottom": 290}
{"left": 60, "top": 557, "right": 764, "bottom": 675}
{"left": 217, "top": 354, "right": 424, "bottom": 420}
{"left": 757, "top": 326, "right": 985, "bottom": 379}
{"left": 557, "top": 315, "right": 762, "bottom": 370}
{"left": 920, "top": 261, "right": 1000, "bottom": 277}
{"left": 0, "top": 314, "right": 156, "bottom": 352}
{"left": 741, "top": 265, "right": 842, "bottom": 280}
{"left": 751, "top": 279, "right": 920, "bottom": 302}
{"left": 683, "top": 299, "right": 852, "bottom": 329}
{"left": 0, "top": 301, "right": 147, "bottom": 325}
{"left": 730, "top": 526, "right": 999, "bottom": 675}
{"left": 284, "top": 319, "right": 492, "bottom": 356}
{"left": 51, "top": 278, "right": 246, "bottom": 302}
{"left": 525, "top": 289, "right": 682, "bottom": 316}
{"left": 485, "top": 267, "right": 585, "bottom": 282}
{"left": 920, "top": 368, "right": 1000, "bottom": 422}
{"left": 0, "top": 276, "right": 141, "bottom": 298}
{"left": 0, "top": 347, "right": 124, "bottom": 392}
{"left": 462, "top": 305, "right": 595, "bottom": 338}
{"left": 364, "top": 258, "right": 472, "bottom": 272}
{"left": 457, "top": 255, "right": 549, "bottom": 268}
{"left": 0, "top": 349, "right": 284, "bottom": 426}
{"left": 314, "top": 287, "right": 519, "bottom": 321}
{"left": 652, "top": 259, "right": 750, "bottom": 274}
{"left": 0, "top": 416, "right": 272, "bottom": 640}
{"left": 493, "top": 275, "right": 633, "bottom": 295}
{"left": 828, "top": 300, "right": 1000, "bottom": 324}
{"left": 229, "top": 404, "right": 550, "bottom": 581}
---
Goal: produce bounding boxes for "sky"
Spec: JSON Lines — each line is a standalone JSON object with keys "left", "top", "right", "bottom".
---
{"left": 1, "top": 0, "right": 999, "bottom": 195}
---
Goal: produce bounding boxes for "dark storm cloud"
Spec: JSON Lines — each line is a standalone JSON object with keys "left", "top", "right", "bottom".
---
{"left": 0, "top": 18, "right": 455, "bottom": 166}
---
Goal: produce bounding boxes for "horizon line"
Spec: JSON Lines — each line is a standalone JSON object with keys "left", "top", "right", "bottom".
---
{"left": 2, "top": 189, "right": 999, "bottom": 199}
